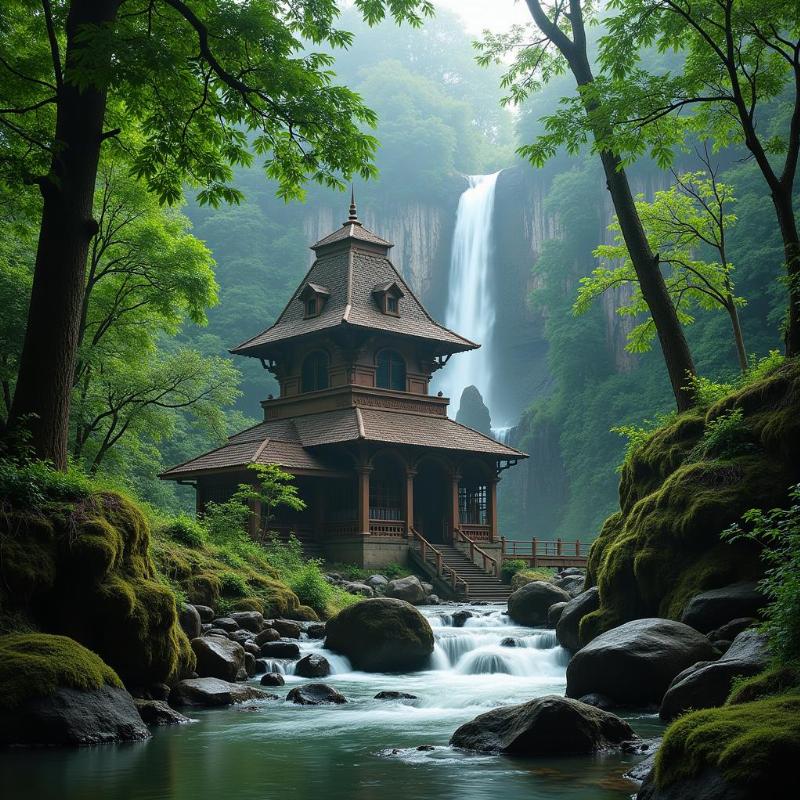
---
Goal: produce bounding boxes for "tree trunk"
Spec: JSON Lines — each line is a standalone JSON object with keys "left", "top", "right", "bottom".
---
{"left": 726, "top": 298, "right": 748, "bottom": 372}
{"left": 772, "top": 186, "right": 800, "bottom": 357}
{"left": 8, "top": 0, "right": 119, "bottom": 468}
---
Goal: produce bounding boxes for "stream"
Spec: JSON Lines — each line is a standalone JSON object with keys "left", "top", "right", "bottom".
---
{"left": 0, "top": 603, "right": 661, "bottom": 800}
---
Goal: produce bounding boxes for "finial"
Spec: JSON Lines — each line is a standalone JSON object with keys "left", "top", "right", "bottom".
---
{"left": 345, "top": 185, "right": 361, "bottom": 226}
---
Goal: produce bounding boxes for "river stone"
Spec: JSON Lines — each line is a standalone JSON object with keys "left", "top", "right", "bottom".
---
{"left": 294, "top": 654, "right": 331, "bottom": 678}
{"left": 556, "top": 588, "right": 600, "bottom": 651}
{"left": 259, "top": 641, "right": 301, "bottom": 659}
{"left": 452, "top": 610, "right": 473, "bottom": 627}
{"left": 366, "top": 574, "right": 388, "bottom": 588}
{"left": 286, "top": 683, "right": 347, "bottom": 705}
{"left": 680, "top": 582, "right": 766, "bottom": 634}
{"left": 178, "top": 603, "right": 202, "bottom": 640}
{"left": 191, "top": 635, "right": 245, "bottom": 681}
{"left": 193, "top": 604, "right": 215, "bottom": 623}
{"left": 707, "top": 618, "right": 758, "bottom": 643}
{"left": 169, "top": 678, "right": 272, "bottom": 707}
{"left": 230, "top": 611, "right": 264, "bottom": 633}
{"left": 244, "top": 652, "right": 257, "bottom": 677}
{"left": 566, "top": 618, "right": 719, "bottom": 706}
{"left": 426, "top": 594, "right": 440, "bottom": 605}
{"left": 547, "top": 602, "right": 568, "bottom": 628}
{"left": 636, "top": 767, "right": 753, "bottom": 800}
{"left": 553, "top": 574, "right": 585, "bottom": 597}
{"left": 0, "top": 686, "right": 150, "bottom": 747}
{"left": 578, "top": 693, "right": 616, "bottom": 711}
{"left": 450, "top": 695, "right": 635, "bottom": 755}
{"left": 374, "top": 691, "right": 418, "bottom": 700}
{"left": 659, "top": 630, "right": 770, "bottom": 721}
{"left": 385, "top": 575, "right": 427, "bottom": 605}
{"left": 507, "top": 581, "right": 571, "bottom": 627}
{"left": 260, "top": 672, "right": 285, "bottom": 687}
{"left": 270, "top": 619, "right": 301, "bottom": 639}
{"left": 254, "top": 628, "right": 281, "bottom": 646}
{"left": 244, "top": 641, "right": 261, "bottom": 657}
{"left": 500, "top": 637, "right": 518, "bottom": 647}
{"left": 325, "top": 597, "right": 434, "bottom": 672}
{"left": 344, "top": 582, "right": 374, "bottom": 597}
{"left": 134, "top": 699, "right": 190, "bottom": 726}
{"left": 211, "top": 617, "right": 240, "bottom": 632}
{"left": 306, "top": 623, "right": 326, "bottom": 639}
{"left": 229, "top": 629, "right": 254, "bottom": 645}
{"left": 205, "top": 627, "right": 230, "bottom": 638}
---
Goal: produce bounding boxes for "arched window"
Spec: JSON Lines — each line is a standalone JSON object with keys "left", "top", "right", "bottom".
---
{"left": 301, "top": 351, "right": 329, "bottom": 393}
{"left": 376, "top": 350, "right": 406, "bottom": 391}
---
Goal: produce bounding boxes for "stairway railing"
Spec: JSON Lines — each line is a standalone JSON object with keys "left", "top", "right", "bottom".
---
{"left": 411, "top": 529, "right": 468, "bottom": 596}
{"left": 453, "top": 527, "right": 499, "bottom": 577}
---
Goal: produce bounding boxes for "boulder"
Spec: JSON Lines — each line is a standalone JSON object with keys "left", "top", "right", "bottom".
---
{"left": 374, "top": 691, "right": 418, "bottom": 700}
{"left": 500, "top": 637, "right": 518, "bottom": 647}
{"left": 0, "top": 686, "right": 150, "bottom": 746}
{"left": 306, "top": 623, "right": 326, "bottom": 639}
{"left": 260, "top": 672, "right": 285, "bottom": 687}
{"left": 560, "top": 568, "right": 586, "bottom": 578}
{"left": 547, "top": 601, "right": 568, "bottom": 628}
{"left": 229, "top": 629, "right": 254, "bottom": 645}
{"left": 680, "top": 582, "right": 765, "bottom": 634}
{"left": 556, "top": 588, "right": 600, "bottom": 651}
{"left": 254, "top": 628, "right": 281, "bottom": 646}
{"left": 507, "top": 581, "right": 571, "bottom": 627}
{"left": 344, "top": 582, "right": 374, "bottom": 597}
{"left": 259, "top": 641, "right": 301, "bottom": 659}
{"left": 286, "top": 683, "right": 347, "bottom": 705}
{"left": 230, "top": 611, "right": 264, "bottom": 633}
{"left": 421, "top": 582, "right": 434, "bottom": 594}
{"left": 193, "top": 604, "right": 215, "bottom": 623}
{"left": 253, "top": 659, "right": 267, "bottom": 675}
{"left": 708, "top": 618, "right": 757, "bottom": 643}
{"left": 659, "top": 630, "right": 770, "bottom": 721}
{"left": 205, "top": 627, "right": 231, "bottom": 638}
{"left": 566, "top": 618, "right": 719, "bottom": 706}
{"left": 270, "top": 619, "right": 301, "bottom": 639}
{"left": 191, "top": 635, "right": 245, "bottom": 682}
{"left": 553, "top": 574, "right": 585, "bottom": 597}
{"left": 426, "top": 594, "right": 440, "bottom": 605}
{"left": 450, "top": 695, "right": 635, "bottom": 755}
{"left": 244, "top": 652, "right": 257, "bottom": 677}
{"left": 636, "top": 767, "right": 754, "bottom": 800}
{"left": 325, "top": 597, "right": 434, "bottom": 672}
{"left": 578, "top": 693, "right": 616, "bottom": 711}
{"left": 385, "top": 575, "right": 427, "bottom": 605}
{"left": 294, "top": 654, "right": 331, "bottom": 678}
{"left": 210, "top": 617, "right": 240, "bottom": 632}
{"left": 366, "top": 574, "right": 388, "bottom": 589}
{"left": 169, "top": 678, "right": 272, "bottom": 707}
{"left": 178, "top": 603, "right": 202, "bottom": 640}
{"left": 134, "top": 699, "right": 190, "bottom": 726}
{"left": 452, "top": 610, "right": 473, "bottom": 628}
{"left": 244, "top": 641, "right": 261, "bottom": 657}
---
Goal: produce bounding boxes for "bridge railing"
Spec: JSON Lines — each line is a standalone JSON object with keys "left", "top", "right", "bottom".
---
{"left": 411, "top": 529, "right": 468, "bottom": 596}
{"left": 453, "top": 527, "right": 498, "bottom": 576}
{"left": 501, "top": 537, "right": 590, "bottom": 567}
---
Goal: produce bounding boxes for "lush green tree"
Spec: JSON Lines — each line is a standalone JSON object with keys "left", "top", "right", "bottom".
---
{"left": 0, "top": 0, "right": 433, "bottom": 468}
{"left": 579, "top": 165, "right": 748, "bottom": 369}
{"left": 477, "top": 0, "right": 697, "bottom": 410}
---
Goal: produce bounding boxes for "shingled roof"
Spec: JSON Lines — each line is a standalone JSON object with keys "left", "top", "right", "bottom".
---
{"left": 230, "top": 215, "right": 477, "bottom": 357}
{"left": 161, "top": 407, "right": 524, "bottom": 479}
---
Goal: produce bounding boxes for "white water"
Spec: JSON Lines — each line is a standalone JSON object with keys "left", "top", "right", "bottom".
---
{"left": 438, "top": 173, "right": 502, "bottom": 422}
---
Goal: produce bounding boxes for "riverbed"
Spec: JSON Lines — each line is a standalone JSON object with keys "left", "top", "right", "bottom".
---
{"left": 0, "top": 603, "right": 661, "bottom": 800}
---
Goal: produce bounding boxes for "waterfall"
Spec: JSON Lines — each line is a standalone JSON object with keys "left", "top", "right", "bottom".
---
{"left": 439, "top": 172, "right": 501, "bottom": 421}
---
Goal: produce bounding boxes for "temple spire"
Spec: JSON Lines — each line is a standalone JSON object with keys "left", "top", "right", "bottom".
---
{"left": 345, "top": 186, "right": 361, "bottom": 226}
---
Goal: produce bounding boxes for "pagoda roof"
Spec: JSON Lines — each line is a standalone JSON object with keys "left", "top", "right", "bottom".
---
{"left": 161, "top": 408, "right": 525, "bottom": 479}
{"left": 230, "top": 217, "right": 477, "bottom": 358}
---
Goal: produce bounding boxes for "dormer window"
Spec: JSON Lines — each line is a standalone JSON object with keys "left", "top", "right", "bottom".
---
{"left": 372, "top": 281, "right": 404, "bottom": 317}
{"left": 299, "top": 283, "right": 330, "bottom": 319}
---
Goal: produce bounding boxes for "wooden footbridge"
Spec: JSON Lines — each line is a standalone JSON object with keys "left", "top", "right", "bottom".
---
{"left": 500, "top": 537, "right": 590, "bottom": 569}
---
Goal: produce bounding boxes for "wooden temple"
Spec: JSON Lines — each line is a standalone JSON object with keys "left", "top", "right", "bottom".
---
{"left": 161, "top": 197, "right": 526, "bottom": 569}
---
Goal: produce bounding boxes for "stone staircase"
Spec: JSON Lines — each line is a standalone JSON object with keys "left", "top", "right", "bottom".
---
{"left": 434, "top": 543, "right": 512, "bottom": 602}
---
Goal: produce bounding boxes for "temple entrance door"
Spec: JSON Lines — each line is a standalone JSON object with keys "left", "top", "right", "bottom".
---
{"left": 413, "top": 459, "right": 448, "bottom": 543}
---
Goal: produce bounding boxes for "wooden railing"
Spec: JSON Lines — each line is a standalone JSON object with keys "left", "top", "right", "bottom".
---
{"left": 369, "top": 520, "right": 406, "bottom": 537}
{"left": 501, "top": 537, "right": 590, "bottom": 567}
{"left": 454, "top": 527, "right": 498, "bottom": 576}
{"left": 460, "top": 523, "right": 491, "bottom": 542}
{"left": 411, "top": 529, "right": 468, "bottom": 596}
{"left": 326, "top": 521, "right": 359, "bottom": 537}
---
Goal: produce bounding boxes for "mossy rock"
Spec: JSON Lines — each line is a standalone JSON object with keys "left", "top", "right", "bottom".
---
{"left": 0, "top": 633, "right": 122, "bottom": 711}
{"left": 583, "top": 361, "right": 800, "bottom": 644}
{"left": 654, "top": 693, "right": 800, "bottom": 795}
{"left": 727, "top": 664, "right": 800, "bottom": 705}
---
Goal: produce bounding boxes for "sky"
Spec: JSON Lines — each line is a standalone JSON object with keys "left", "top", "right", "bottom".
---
{"left": 433, "top": 0, "right": 530, "bottom": 33}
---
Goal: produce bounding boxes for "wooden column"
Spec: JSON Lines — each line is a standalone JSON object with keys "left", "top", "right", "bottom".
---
{"left": 247, "top": 494, "right": 262, "bottom": 540}
{"left": 358, "top": 465, "right": 372, "bottom": 535}
{"left": 449, "top": 469, "right": 461, "bottom": 542}
{"left": 405, "top": 466, "right": 416, "bottom": 538}
{"left": 489, "top": 477, "right": 500, "bottom": 543}
{"left": 312, "top": 480, "right": 326, "bottom": 542}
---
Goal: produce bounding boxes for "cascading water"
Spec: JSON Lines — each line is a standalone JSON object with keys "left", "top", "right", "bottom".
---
{"left": 439, "top": 173, "right": 501, "bottom": 421}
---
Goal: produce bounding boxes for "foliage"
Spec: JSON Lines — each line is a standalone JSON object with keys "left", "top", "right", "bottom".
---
{"left": 500, "top": 559, "right": 528, "bottom": 583}
{"left": 611, "top": 413, "right": 677, "bottom": 472}
{"left": 0, "top": 633, "right": 122, "bottom": 711}
{"left": 0, "top": 456, "right": 92, "bottom": 509}
{"left": 688, "top": 409, "right": 752, "bottom": 461}
{"left": 236, "top": 464, "right": 306, "bottom": 535}
{"left": 510, "top": 567, "right": 557, "bottom": 591}
{"left": 162, "top": 514, "right": 207, "bottom": 549}
{"left": 723, "top": 485, "right": 800, "bottom": 665}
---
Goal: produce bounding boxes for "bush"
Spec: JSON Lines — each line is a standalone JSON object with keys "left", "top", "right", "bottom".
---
{"left": 0, "top": 457, "right": 92, "bottom": 508}
{"left": 689, "top": 408, "right": 753, "bottom": 461}
{"left": 289, "top": 562, "right": 332, "bottom": 615}
{"left": 163, "top": 513, "right": 206, "bottom": 548}
{"left": 500, "top": 559, "right": 528, "bottom": 583}
{"left": 219, "top": 571, "right": 249, "bottom": 598}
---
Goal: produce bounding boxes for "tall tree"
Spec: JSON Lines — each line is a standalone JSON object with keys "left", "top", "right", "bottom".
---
{"left": 0, "top": 0, "right": 433, "bottom": 468}
{"left": 478, "top": 0, "right": 697, "bottom": 410}
{"left": 598, "top": 0, "right": 800, "bottom": 355}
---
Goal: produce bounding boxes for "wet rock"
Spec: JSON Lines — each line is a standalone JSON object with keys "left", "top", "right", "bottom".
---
{"left": 385, "top": 575, "right": 427, "bottom": 605}
{"left": 324, "top": 598, "right": 434, "bottom": 672}
{"left": 306, "top": 623, "right": 326, "bottom": 640}
{"left": 134, "top": 699, "right": 191, "bottom": 726}
{"left": 556, "top": 588, "right": 600, "bottom": 652}
{"left": 259, "top": 641, "right": 301, "bottom": 660}
{"left": 546, "top": 601, "right": 568, "bottom": 629}
{"left": 254, "top": 628, "right": 281, "bottom": 646}
{"left": 426, "top": 594, "right": 440, "bottom": 605}
{"left": 244, "top": 652, "right": 257, "bottom": 677}
{"left": 229, "top": 629, "right": 254, "bottom": 645}
{"left": 659, "top": 630, "right": 770, "bottom": 721}
{"left": 294, "top": 654, "right": 331, "bottom": 678}
{"left": 244, "top": 641, "right": 261, "bottom": 657}
{"left": 553, "top": 574, "right": 585, "bottom": 597}
{"left": 636, "top": 767, "right": 753, "bottom": 800}
{"left": 193, "top": 604, "right": 215, "bottom": 623}
{"left": 366, "top": 574, "right": 389, "bottom": 589}
{"left": 708, "top": 618, "right": 758, "bottom": 643}
{"left": 230, "top": 611, "right": 264, "bottom": 633}
{"left": 421, "top": 582, "right": 434, "bottom": 595}
{"left": 500, "top": 637, "right": 518, "bottom": 647}
{"left": 344, "top": 582, "right": 374, "bottom": 597}
{"left": 374, "top": 691, "right": 418, "bottom": 700}
{"left": 253, "top": 659, "right": 267, "bottom": 675}
{"left": 578, "top": 693, "right": 616, "bottom": 710}
{"left": 450, "top": 695, "right": 635, "bottom": 755}
{"left": 286, "top": 683, "right": 347, "bottom": 705}
{"left": 417, "top": 744, "right": 436, "bottom": 751}
{"left": 178, "top": 603, "right": 202, "bottom": 640}
{"left": 210, "top": 617, "right": 240, "bottom": 632}
{"left": 191, "top": 635, "right": 245, "bottom": 682}
{"left": 0, "top": 686, "right": 151, "bottom": 747}
{"left": 566, "top": 618, "right": 719, "bottom": 706}
{"left": 260, "top": 672, "right": 285, "bottom": 687}
{"left": 452, "top": 610, "right": 473, "bottom": 628}
{"left": 270, "top": 619, "right": 301, "bottom": 639}
{"left": 560, "top": 568, "right": 586, "bottom": 578}
{"left": 205, "top": 627, "right": 230, "bottom": 638}
{"left": 507, "top": 581, "right": 571, "bottom": 627}
{"left": 626, "top": 750, "right": 659, "bottom": 784}
{"left": 170, "top": 678, "right": 273, "bottom": 707}
{"left": 680, "top": 582, "right": 766, "bottom": 634}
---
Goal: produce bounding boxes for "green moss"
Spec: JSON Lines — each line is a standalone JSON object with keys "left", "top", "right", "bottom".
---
{"left": 0, "top": 633, "right": 122, "bottom": 711}
{"left": 510, "top": 568, "right": 557, "bottom": 591}
{"left": 727, "top": 664, "right": 800, "bottom": 705}
{"left": 655, "top": 694, "right": 800, "bottom": 793}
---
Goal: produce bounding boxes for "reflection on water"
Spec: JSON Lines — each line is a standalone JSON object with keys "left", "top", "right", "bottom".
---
{"left": 0, "top": 603, "right": 661, "bottom": 800}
